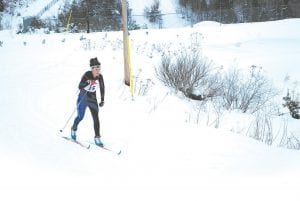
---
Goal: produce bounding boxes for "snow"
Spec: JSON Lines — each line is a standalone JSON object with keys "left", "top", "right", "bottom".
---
{"left": 23, "top": 0, "right": 54, "bottom": 16}
{"left": 1, "top": 0, "right": 70, "bottom": 30}
{"left": 1, "top": 18, "right": 300, "bottom": 201}
{"left": 192, "top": 19, "right": 300, "bottom": 93}
{"left": 39, "top": 0, "right": 69, "bottom": 19}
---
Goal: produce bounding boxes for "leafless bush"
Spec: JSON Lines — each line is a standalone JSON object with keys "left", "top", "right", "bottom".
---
{"left": 130, "top": 69, "right": 154, "bottom": 97}
{"left": 134, "top": 78, "right": 154, "bottom": 96}
{"left": 249, "top": 111, "right": 274, "bottom": 145}
{"left": 81, "top": 38, "right": 92, "bottom": 50}
{"left": 189, "top": 32, "right": 203, "bottom": 51}
{"left": 278, "top": 118, "right": 300, "bottom": 150}
{"left": 156, "top": 50, "right": 221, "bottom": 101}
{"left": 286, "top": 135, "right": 300, "bottom": 150}
{"left": 141, "top": 79, "right": 154, "bottom": 96}
{"left": 221, "top": 65, "right": 277, "bottom": 113}
{"left": 280, "top": 129, "right": 300, "bottom": 150}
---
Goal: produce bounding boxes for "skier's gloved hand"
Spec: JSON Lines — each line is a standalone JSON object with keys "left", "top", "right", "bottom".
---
{"left": 99, "top": 101, "right": 104, "bottom": 107}
{"left": 84, "top": 80, "right": 91, "bottom": 87}
{"left": 87, "top": 80, "right": 94, "bottom": 85}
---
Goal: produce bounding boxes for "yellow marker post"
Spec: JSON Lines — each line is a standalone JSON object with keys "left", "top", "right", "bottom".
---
{"left": 66, "top": 9, "right": 73, "bottom": 32}
{"left": 127, "top": 38, "right": 134, "bottom": 98}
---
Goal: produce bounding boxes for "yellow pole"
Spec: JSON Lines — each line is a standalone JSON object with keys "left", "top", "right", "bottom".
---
{"left": 66, "top": 9, "right": 73, "bottom": 32}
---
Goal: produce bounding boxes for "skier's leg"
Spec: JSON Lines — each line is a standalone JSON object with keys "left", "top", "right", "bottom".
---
{"left": 72, "top": 94, "right": 87, "bottom": 131}
{"left": 88, "top": 99, "right": 100, "bottom": 138}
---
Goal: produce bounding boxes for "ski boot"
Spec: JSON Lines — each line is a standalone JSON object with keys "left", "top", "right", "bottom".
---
{"left": 71, "top": 129, "right": 77, "bottom": 140}
{"left": 94, "top": 136, "right": 104, "bottom": 147}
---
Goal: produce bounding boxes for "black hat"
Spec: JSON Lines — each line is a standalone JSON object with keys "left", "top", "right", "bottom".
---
{"left": 90, "top": 57, "right": 101, "bottom": 68}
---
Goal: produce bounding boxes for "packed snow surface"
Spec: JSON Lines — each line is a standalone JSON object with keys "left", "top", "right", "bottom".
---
{"left": 0, "top": 19, "right": 300, "bottom": 201}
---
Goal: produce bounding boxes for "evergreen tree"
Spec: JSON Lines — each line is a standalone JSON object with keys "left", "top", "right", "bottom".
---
{"left": 177, "top": 0, "right": 295, "bottom": 24}
{"left": 144, "top": 0, "right": 162, "bottom": 26}
{"left": 0, "top": 0, "right": 4, "bottom": 12}
{"left": 125, "top": 2, "right": 140, "bottom": 30}
{"left": 59, "top": 0, "right": 138, "bottom": 32}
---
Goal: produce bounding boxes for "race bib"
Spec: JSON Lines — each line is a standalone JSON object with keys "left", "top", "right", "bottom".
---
{"left": 84, "top": 80, "right": 99, "bottom": 92}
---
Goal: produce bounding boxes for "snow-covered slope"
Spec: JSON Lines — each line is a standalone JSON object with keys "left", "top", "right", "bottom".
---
{"left": 1, "top": 0, "right": 70, "bottom": 30}
{"left": 0, "top": 19, "right": 300, "bottom": 201}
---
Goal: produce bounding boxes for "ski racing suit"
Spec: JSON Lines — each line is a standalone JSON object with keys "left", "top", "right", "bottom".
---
{"left": 71, "top": 71, "right": 105, "bottom": 137}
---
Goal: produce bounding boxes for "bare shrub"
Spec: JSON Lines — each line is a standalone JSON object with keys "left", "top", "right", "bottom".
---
{"left": 221, "top": 65, "right": 277, "bottom": 113}
{"left": 129, "top": 69, "right": 154, "bottom": 97}
{"left": 249, "top": 111, "right": 274, "bottom": 145}
{"left": 286, "top": 135, "right": 300, "bottom": 150}
{"left": 280, "top": 129, "right": 300, "bottom": 150}
{"left": 134, "top": 78, "right": 154, "bottom": 96}
{"left": 156, "top": 50, "right": 221, "bottom": 101}
{"left": 81, "top": 38, "right": 92, "bottom": 50}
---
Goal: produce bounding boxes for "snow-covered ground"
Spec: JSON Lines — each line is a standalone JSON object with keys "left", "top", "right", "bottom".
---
{"left": 0, "top": 19, "right": 300, "bottom": 201}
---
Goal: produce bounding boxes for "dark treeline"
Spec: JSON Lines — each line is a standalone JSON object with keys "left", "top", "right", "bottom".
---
{"left": 0, "top": 0, "right": 4, "bottom": 12}
{"left": 178, "top": 0, "right": 300, "bottom": 24}
{"left": 59, "top": 0, "right": 121, "bottom": 32}
{"left": 58, "top": 0, "right": 138, "bottom": 33}
{"left": 27, "top": 0, "right": 137, "bottom": 33}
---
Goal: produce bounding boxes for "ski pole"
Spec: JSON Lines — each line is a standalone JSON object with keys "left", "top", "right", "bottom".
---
{"left": 59, "top": 90, "right": 87, "bottom": 133}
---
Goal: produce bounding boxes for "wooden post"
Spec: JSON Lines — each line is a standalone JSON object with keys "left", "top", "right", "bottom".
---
{"left": 86, "top": 0, "right": 90, "bottom": 33}
{"left": 121, "top": 0, "right": 130, "bottom": 86}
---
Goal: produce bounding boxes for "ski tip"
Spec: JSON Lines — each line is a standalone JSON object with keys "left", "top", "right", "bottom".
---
{"left": 118, "top": 150, "right": 122, "bottom": 155}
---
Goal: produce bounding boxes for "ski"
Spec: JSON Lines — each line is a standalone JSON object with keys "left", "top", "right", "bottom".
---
{"left": 90, "top": 143, "right": 122, "bottom": 155}
{"left": 62, "top": 136, "right": 91, "bottom": 149}
{"left": 62, "top": 136, "right": 121, "bottom": 154}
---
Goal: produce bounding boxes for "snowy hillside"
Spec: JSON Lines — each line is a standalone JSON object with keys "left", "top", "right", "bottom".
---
{"left": 0, "top": 18, "right": 300, "bottom": 201}
{"left": 1, "top": 0, "right": 69, "bottom": 30}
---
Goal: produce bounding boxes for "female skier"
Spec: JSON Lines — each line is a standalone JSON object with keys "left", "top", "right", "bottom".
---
{"left": 71, "top": 57, "right": 105, "bottom": 147}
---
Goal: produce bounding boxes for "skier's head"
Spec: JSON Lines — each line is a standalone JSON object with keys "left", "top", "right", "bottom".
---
{"left": 90, "top": 57, "right": 101, "bottom": 69}
{"left": 90, "top": 57, "right": 101, "bottom": 77}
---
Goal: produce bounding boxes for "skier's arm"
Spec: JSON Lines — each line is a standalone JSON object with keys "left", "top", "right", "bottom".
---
{"left": 99, "top": 75, "right": 105, "bottom": 102}
{"left": 78, "top": 73, "right": 89, "bottom": 90}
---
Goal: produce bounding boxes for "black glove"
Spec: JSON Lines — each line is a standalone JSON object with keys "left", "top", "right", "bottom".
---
{"left": 99, "top": 101, "right": 104, "bottom": 107}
